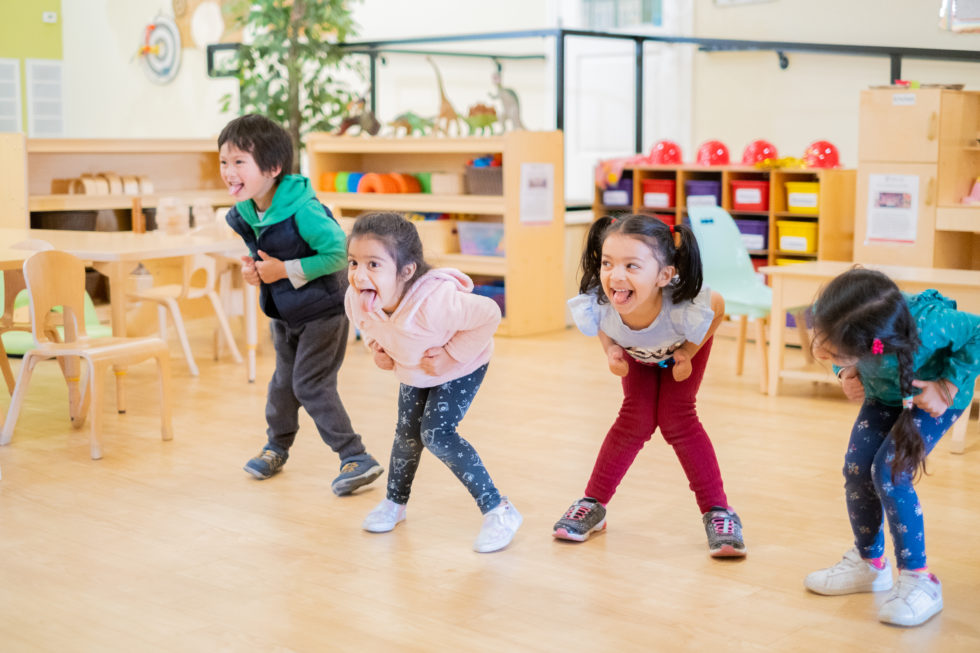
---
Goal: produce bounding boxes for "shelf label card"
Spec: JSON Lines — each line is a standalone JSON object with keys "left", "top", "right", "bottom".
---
{"left": 735, "top": 187, "right": 762, "bottom": 204}
{"left": 787, "top": 192, "right": 818, "bottom": 208}
{"left": 520, "top": 163, "right": 555, "bottom": 224}
{"left": 892, "top": 93, "right": 916, "bottom": 106}
{"left": 643, "top": 192, "right": 670, "bottom": 208}
{"left": 687, "top": 194, "right": 717, "bottom": 207}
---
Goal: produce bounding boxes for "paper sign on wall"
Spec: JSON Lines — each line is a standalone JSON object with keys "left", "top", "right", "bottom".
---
{"left": 865, "top": 174, "right": 919, "bottom": 244}
{"left": 520, "top": 163, "right": 554, "bottom": 224}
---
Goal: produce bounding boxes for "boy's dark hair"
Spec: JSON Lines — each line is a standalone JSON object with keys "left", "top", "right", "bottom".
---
{"left": 348, "top": 212, "right": 431, "bottom": 289}
{"left": 811, "top": 267, "right": 925, "bottom": 479}
{"left": 217, "top": 114, "right": 292, "bottom": 183}
{"left": 579, "top": 214, "right": 703, "bottom": 303}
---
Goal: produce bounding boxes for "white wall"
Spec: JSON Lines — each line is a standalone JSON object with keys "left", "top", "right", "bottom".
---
{"left": 61, "top": 0, "right": 237, "bottom": 138}
{"left": 690, "top": 0, "right": 980, "bottom": 167}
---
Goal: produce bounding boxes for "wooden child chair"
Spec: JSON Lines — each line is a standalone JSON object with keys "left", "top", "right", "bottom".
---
{"left": 0, "top": 250, "right": 173, "bottom": 460}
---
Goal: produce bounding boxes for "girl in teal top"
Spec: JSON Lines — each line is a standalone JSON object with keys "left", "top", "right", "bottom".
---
{"left": 804, "top": 268, "right": 980, "bottom": 628}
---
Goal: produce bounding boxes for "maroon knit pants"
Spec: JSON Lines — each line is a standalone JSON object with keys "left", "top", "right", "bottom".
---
{"left": 584, "top": 337, "right": 728, "bottom": 513}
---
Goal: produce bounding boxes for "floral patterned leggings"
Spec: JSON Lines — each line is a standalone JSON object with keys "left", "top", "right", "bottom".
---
{"left": 844, "top": 400, "right": 962, "bottom": 570}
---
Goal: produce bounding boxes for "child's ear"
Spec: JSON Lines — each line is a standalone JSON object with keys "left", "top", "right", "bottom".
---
{"left": 267, "top": 165, "right": 282, "bottom": 179}
{"left": 656, "top": 265, "right": 676, "bottom": 287}
{"left": 399, "top": 262, "right": 417, "bottom": 281}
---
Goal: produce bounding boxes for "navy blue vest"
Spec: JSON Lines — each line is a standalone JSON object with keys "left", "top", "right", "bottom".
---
{"left": 225, "top": 205, "right": 347, "bottom": 327}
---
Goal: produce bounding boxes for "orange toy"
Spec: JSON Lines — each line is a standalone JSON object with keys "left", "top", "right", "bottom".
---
{"left": 357, "top": 173, "right": 401, "bottom": 193}
{"left": 393, "top": 173, "right": 422, "bottom": 193}
{"left": 319, "top": 171, "right": 337, "bottom": 192}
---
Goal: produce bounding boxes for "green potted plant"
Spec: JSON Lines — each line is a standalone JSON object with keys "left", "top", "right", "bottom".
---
{"left": 222, "top": 0, "right": 363, "bottom": 173}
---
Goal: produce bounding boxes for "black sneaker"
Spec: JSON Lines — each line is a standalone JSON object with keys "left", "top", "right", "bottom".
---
{"left": 702, "top": 506, "right": 747, "bottom": 558}
{"left": 553, "top": 497, "right": 607, "bottom": 542}
{"left": 244, "top": 447, "right": 287, "bottom": 480}
{"left": 331, "top": 454, "right": 383, "bottom": 496}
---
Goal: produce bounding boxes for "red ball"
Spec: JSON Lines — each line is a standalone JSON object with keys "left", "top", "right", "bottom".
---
{"left": 649, "top": 139, "right": 683, "bottom": 165}
{"left": 696, "top": 140, "right": 730, "bottom": 166}
{"left": 742, "top": 140, "right": 778, "bottom": 165}
{"left": 802, "top": 140, "right": 841, "bottom": 168}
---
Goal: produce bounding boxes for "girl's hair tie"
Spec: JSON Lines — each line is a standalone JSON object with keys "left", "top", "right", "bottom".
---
{"left": 902, "top": 395, "right": 914, "bottom": 410}
{"left": 871, "top": 338, "right": 884, "bottom": 355}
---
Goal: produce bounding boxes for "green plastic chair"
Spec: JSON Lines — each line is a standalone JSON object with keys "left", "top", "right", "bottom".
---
{"left": 687, "top": 205, "right": 772, "bottom": 392}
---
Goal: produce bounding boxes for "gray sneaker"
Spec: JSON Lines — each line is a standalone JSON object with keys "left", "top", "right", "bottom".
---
{"left": 244, "top": 447, "right": 287, "bottom": 480}
{"left": 702, "top": 507, "right": 747, "bottom": 557}
{"left": 553, "top": 497, "right": 607, "bottom": 542}
{"left": 331, "top": 454, "right": 383, "bottom": 496}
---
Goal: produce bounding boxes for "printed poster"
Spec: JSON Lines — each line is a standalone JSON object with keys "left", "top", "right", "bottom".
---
{"left": 865, "top": 174, "right": 919, "bottom": 244}
{"left": 519, "top": 163, "right": 554, "bottom": 225}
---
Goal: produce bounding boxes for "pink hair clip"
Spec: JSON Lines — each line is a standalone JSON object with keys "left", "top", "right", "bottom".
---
{"left": 871, "top": 338, "right": 884, "bottom": 355}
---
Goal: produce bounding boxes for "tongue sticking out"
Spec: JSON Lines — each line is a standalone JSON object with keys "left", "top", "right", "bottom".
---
{"left": 360, "top": 289, "right": 378, "bottom": 312}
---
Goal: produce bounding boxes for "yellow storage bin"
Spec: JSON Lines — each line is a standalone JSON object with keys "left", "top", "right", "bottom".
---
{"left": 784, "top": 181, "right": 820, "bottom": 214}
{"left": 777, "top": 220, "right": 818, "bottom": 253}
{"left": 776, "top": 257, "right": 810, "bottom": 266}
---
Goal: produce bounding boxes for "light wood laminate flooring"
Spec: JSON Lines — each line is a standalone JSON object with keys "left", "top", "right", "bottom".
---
{"left": 0, "top": 323, "right": 977, "bottom": 652}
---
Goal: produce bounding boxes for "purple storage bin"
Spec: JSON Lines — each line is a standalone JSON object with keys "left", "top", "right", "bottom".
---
{"left": 684, "top": 179, "right": 721, "bottom": 207}
{"left": 602, "top": 178, "right": 633, "bottom": 206}
{"left": 473, "top": 283, "right": 506, "bottom": 317}
{"left": 734, "top": 219, "right": 768, "bottom": 251}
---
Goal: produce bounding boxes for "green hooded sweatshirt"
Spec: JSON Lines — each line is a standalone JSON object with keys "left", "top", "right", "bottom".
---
{"left": 234, "top": 174, "right": 346, "bottom": 281}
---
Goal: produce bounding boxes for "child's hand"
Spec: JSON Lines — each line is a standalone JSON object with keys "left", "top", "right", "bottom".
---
{"left": 420, "top": 346, "right": 455, "bottom": 376}
{"left": 672, "top": 350, "right": 693, "bottom": 382}
{"left": 373, "top": 348, "right": 395, "bottom": 370}
{"left": 838, "top": 366, "right": 865, "bottom": 402}
{"left": 911, "top": 379, "right": 957, "bottom": 417}
{"left": 240, "top": 255, "right": 260, "bottom": 286}
{"left": 607, "top": 345, "right": 628, "bottom": 377}
{"left": 254, "top": 250, "right": 288, "bottom": 283}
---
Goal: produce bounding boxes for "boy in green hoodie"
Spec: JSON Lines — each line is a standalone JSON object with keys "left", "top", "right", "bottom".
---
{"left": 218, "top": 114, "right": 383, "bottom": 494}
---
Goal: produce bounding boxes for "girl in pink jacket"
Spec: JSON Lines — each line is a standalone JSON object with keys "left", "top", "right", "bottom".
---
{"left": 345, "top": 212, "right": 522, "bottom": 553}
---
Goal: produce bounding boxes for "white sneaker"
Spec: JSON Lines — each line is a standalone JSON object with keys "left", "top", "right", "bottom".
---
{"left": 805, "top": 547, "right": 894, "bottom": 595}
{"left": 362, "top": 499, "right": 406, "bottom": 533}
{"left": 878, "top": 570, "right": 943, "bottom": 627}
{"left": 473, "top": 498, "right": 523, "bottom": 553}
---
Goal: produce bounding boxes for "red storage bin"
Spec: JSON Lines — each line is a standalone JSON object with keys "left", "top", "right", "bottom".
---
{"left": 730, "top": 180, "right": 770, "bottom": 211}
{"left": 751, "top": 257, "right": 767, "bottom": 283}
{"left": 641, "top": 179, "right": 675, "bottom": 209}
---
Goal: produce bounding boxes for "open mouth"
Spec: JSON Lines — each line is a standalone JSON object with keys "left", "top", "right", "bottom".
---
{"left": 359, "top": 288, "right": 378, "bottom": 312}
{"left": 228, "top": 182, "right": 244, "bottom": 196}
{"left": 609, "top": 288, "right": 633, "bottom": 305}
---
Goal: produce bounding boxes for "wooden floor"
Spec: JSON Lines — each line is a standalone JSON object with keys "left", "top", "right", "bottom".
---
{"left": 1, "top": 321, "right": 978, "bottom": 652}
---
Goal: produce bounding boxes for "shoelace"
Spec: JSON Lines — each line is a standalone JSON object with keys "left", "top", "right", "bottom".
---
{"left": 564, "top": 503, "right": 592, "bottom": 521}
{"left": 260, "top": 450, "right": 282, "bottom": 464}
{"left": 711, "top": 514, "right": 735, "bottom": 535}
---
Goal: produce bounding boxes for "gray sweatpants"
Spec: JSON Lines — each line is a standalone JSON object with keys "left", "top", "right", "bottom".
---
{"left": 264, "top": 312, "right": 366, "bottom": 461}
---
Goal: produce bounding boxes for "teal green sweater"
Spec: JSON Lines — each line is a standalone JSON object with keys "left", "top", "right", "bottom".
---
{"left": 849, "top": 290, "right": 980, "bottom": 410}
{"left": 234, "top": 174, "right": 346, "bottom": 280}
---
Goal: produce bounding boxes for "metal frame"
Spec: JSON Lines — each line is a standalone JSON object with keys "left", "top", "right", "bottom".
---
{"left": 209, "top": 27, "right": 980, "bottom": 156}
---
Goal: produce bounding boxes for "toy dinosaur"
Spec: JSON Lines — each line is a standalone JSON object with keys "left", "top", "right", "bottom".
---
{"left": 426, "top": 56, "right": 463, "bottom": 136}
{"left": 462, "top": 103, "right": 497, "bottom": 136}
{"left": 335, "top": 93, "right": 381, "bottom": 136}
{"left": 388, "top": 111, "right": 434, "bottom": 137}
{"left": 491, "top": 71, "right": 525, "bottom": 131}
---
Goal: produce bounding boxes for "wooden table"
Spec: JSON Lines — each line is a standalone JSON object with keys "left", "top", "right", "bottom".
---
{"left": 1, "top": 228, "right": 258, "bottom": 382}
{"left": 761, "top": 261, "right": 980, "bottom": 452}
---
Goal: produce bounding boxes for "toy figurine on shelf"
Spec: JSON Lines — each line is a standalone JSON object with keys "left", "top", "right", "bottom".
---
{"left": 335, "top": 91, "right": 381, "bottom": 136}
{"left": 388, "top": 111, "right": 434, "bottom": 137}
{"left": 427, "top": 56, "right": 463, "bottom": 136}
{"left": 490, "top": 70, "right": 525, "bottom": 131}
{"left": 463, "top": 103, "right": 497, "bottom": 136}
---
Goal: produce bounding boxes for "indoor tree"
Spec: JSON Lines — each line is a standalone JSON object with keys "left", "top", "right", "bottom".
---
{"left": 223, "top": 0, "right": 363, "bottom": 173}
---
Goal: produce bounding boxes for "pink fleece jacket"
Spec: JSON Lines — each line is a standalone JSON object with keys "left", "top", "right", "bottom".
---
{"left": 344, "top": 268, "right": 501, "bottom": 388}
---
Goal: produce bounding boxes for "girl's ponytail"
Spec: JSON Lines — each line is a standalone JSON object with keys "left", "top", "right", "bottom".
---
{"left": 579, "top": 216, "right": 614, "bottom": 297}
{"left": 668, "top": 222, "right": 703, "bottom": 303}
{"left": 891, "top": 339, "right": 927, "bottom": 480}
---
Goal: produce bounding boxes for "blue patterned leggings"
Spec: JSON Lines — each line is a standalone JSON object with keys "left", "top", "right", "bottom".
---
{"left": 385, "top": 364, "right": 501, "bottom": 514}
{"left": 844, "top": 400, "right": 962, "bottom": 570}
